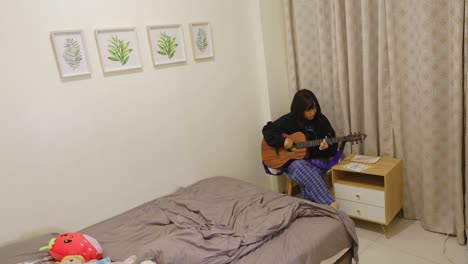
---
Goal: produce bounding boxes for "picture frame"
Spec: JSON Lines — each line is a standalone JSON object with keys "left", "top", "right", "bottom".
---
{"left": 189, "top": 22, "right": 214, "bottom": 60}
{"left": 50, "top": 30, "right": 91, "bottom": 78}
{"left": 147, "top": 24, "right": 187, "bottom": 66}
{"left": 95, "top": 27, "right": 142, "bottom": 73}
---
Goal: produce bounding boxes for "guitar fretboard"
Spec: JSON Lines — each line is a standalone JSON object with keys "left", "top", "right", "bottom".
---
{"left": 295, "top": 136, "right": 347, "bottom": 149}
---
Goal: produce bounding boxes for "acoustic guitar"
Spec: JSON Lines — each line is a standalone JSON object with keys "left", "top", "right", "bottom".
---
{"left": 261, "top": 132, "right": 367, "bottom": 169}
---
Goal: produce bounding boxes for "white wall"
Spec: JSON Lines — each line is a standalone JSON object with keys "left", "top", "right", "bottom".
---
{"left": 0, "top": 0, "right": 280, "bottom": 245}
{"left": 258, "top": 0, "right": 292, "bottom": 192}
{"left": 259, "top": 0, "right": 291, "bottom": 119}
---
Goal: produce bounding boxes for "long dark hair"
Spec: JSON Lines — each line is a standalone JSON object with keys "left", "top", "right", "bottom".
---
{"left": 290, "top": 89, "right": 323, "bottom": 128}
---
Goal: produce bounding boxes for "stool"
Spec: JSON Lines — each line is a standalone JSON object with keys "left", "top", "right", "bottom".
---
{"left": 286, "top": 174, "right": 297, "bottom": 196}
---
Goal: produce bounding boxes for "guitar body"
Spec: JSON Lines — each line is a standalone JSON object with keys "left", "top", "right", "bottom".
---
{"left": 261, "top": 131, "right": 367, "bottom": 170}
{"left": 261, "top": 132, "right": 308, "bottom": 169}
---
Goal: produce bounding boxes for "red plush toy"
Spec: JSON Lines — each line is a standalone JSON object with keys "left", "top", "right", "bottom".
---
{"left": 40, "top": 233, "right": 103, "bottom": 261}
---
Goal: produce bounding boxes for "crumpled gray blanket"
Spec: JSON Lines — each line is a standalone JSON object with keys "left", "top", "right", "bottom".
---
{"left": 2, "top": 177, "right": 358, "bottom": 264}
{"left": 135, "top": 177, "right": 359, "bottom": 264}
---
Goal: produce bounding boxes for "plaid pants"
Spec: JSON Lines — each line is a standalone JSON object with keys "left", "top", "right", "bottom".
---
{"left": 286, "top": 159, "right": 334, "bottom": 205}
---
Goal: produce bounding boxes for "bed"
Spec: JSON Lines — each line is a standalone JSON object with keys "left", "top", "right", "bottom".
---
{"left": 2, "top": 176, "right": 358, "bottom": 264}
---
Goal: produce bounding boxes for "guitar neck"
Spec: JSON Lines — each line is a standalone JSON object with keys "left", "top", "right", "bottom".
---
{"left": 295, "top": 136, "right": 347, "bottom": 149}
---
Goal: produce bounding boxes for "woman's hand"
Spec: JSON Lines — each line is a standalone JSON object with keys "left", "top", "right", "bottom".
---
{"left": 284, "top": 138, "right": 294, "bottom": 149}
{"left": 319, "top": 137, "right": 329, "bottom": 150}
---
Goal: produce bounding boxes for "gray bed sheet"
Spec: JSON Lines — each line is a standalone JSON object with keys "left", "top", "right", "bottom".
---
{"left": 1, "top": 176, "right": 357, "bottom": 264}
{"left": 232, "top": 217, "right": 351, "bottom": 264}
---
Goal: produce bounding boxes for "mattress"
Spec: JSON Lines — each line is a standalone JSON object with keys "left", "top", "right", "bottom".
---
{"left": 1, "top": 176, "right": 358, "bottom": 264}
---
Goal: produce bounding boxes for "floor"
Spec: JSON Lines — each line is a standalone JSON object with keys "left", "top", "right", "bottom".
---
{"left": 354, "top": 217, "right": 468, "bottom": 264}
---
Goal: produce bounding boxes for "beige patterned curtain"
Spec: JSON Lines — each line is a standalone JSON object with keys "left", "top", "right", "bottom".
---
{"left": 464, "top": 0, "right": 468, "bottom": 244}
{"left": 284, "top": 0, "right": 394, "bottom": 156}
{"left": 284, "top": 0, "right": 466, "bottom": 244}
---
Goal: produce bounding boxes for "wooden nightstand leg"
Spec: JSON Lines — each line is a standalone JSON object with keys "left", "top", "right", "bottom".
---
{"left": 381, "top": 225, "right": 391, "bottom": 239}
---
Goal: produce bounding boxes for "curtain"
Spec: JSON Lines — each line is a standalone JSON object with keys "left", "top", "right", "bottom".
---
{"left": 284, "top": 0, "right": 466, "bottom": 244}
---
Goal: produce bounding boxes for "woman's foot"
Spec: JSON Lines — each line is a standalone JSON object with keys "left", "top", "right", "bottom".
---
{"left": 330, "top": 201, "right": 340, "bottom": 209}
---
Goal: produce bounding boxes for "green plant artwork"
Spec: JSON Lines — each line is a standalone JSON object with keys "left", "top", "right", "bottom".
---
{"left": 196, "top": 28, "right": 208, "bottom": 53}
{"left": 107, "top": 36, "right": 133, "bottom": 65}
{"left": 157, "top": 32, "right": 178, "bottom": 59}
{"left": 63, "top": 38, "right": 82, "bottom": 70}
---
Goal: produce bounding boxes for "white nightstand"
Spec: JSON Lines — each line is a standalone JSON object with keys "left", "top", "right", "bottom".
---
{"left": 332, "top": 154, "right": 403, "bottom": 237}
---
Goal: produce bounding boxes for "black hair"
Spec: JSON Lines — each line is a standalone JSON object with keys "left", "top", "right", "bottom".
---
{"left": 290, "top": 89, "right": 323, "bottom": 128}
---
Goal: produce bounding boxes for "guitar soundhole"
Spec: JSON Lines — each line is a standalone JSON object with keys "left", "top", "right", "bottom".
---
{"left": 287, "top": 147, "right": 296, "bottom": 152}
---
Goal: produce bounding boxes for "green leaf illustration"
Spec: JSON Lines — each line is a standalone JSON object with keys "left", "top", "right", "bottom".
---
{"left": 63, "top": 38, "right": 82, "bottom": 70}
{"left": 157, "top": 32, "right": 178, "bottom": 59}
{"left": 107, "top": 35, "right": 133, "bottom": 65}
{"left": 196, "top": 28, "right": 208, "bottom": 53}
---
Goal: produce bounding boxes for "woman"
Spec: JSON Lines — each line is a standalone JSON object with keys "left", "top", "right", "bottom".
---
{"left": 262, "top": 89, "right": 339, "bottom": 209}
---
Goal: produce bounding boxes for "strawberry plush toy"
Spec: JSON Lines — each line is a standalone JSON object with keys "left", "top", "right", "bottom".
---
{"left": 40, "top": 233, "right": 103, "bottom": 261}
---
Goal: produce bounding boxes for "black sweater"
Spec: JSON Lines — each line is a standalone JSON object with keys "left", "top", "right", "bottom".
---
{"left": 262, "top": 112, "right": 338, "bottom": 160}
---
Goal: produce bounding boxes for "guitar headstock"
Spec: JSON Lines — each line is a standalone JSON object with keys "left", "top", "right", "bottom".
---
{"left": 345, "top": 132, "right": 367, "bottom": 145}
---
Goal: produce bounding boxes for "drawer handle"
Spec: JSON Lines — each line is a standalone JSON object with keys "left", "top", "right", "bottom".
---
{"left": 356, "top": 194, "right": 361, "bottom": 199}
{"left": 357, "top": 209, "right": 361, "bottom": 215}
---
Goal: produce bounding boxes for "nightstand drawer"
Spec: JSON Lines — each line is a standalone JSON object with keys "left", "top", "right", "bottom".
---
{"left": 334, "top": 183, "right": 384, "bottom": 207}
{"left": 337, "top": 199, "right": 385, "bottom": 223}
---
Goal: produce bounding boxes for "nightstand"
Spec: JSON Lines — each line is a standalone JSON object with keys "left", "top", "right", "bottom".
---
{"left": 332, "top": 154, "right": 403, "bottom": 238}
